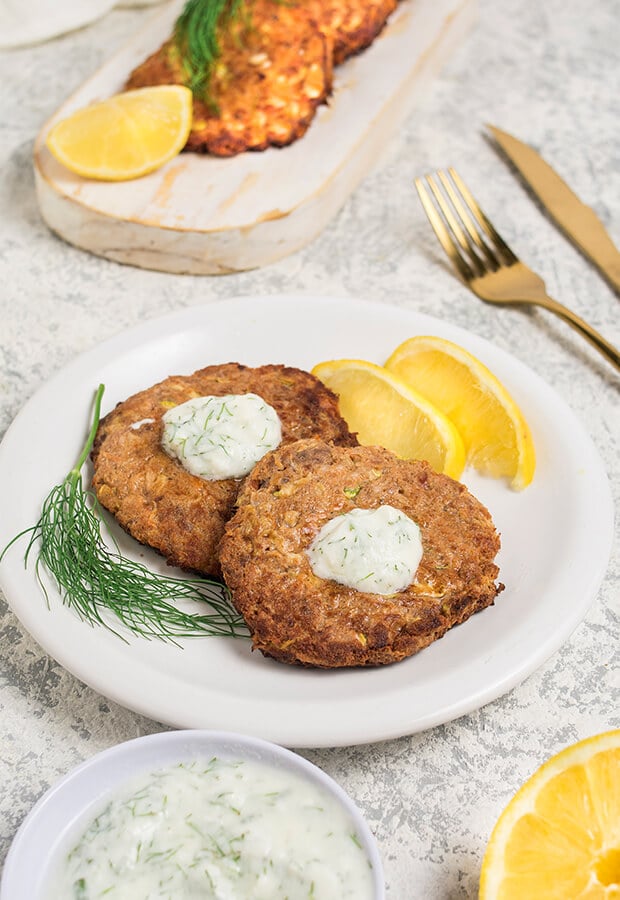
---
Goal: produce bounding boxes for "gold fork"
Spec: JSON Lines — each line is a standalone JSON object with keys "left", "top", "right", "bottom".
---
{"left": 415, "top": 168, "right": 620, "bottom": 371}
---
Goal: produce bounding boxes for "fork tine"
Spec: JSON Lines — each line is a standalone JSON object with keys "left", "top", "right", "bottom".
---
{"left": 414, "top": 177, "right": 475, "bottom": 282}
{"left": 436, "top": 170, "right": 501, "bottom": 270}
{"left": 425, "top": 173, "right": 489, "bottom": 277}
{"left": 447, "top": 168, "right": 518, "bottom": 265}
{"left": 426, "top": 174, "right": 472, "bottom": 256}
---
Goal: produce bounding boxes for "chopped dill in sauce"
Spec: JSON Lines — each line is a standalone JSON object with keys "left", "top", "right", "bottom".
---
{"left": 161, "top": 393, "right": 282, "bottom": 481}
{"left": 50, "top": 758, "right": 375, "bottom": 899}
{"left": 307, "top": 506, "right": 423, "bottom": 595}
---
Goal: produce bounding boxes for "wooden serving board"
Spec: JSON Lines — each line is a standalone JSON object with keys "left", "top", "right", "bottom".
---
{"left": 34, "top": 0, "right": 477, "bottom": 275}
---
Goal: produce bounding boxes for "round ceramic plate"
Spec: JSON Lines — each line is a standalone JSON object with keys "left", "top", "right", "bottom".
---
{"left": 0, "top": 294, "right": 613, "bottom": 747}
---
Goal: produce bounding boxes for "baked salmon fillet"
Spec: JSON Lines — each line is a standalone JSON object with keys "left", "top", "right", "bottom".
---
{"left": 126, "top": 0, "right": 333, "bottom": 156}
{"left": 310, "top": 0, "right": 398, "bottom": 65}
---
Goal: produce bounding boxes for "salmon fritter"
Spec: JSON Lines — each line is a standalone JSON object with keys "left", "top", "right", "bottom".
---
{"left": 310, "top": 0, "right": 398, "bottom": 65}
{"left": 219, "top": 440, "right": 503, "bottom": 668}
{"left": 91, "top": 365, "right": 356, "bottom": 579}
{"left": 126, "top": 0, "right": 333, "bottom": 156}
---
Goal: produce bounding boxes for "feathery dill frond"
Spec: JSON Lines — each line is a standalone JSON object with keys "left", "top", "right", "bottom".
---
{"left": 1, "top": 385, "right": 249, "bottom": 645}
{"left": 174, "top": 0, "right": 245, "bottom": 98}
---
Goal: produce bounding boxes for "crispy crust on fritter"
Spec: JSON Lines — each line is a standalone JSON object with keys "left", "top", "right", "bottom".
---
{"left": 91, "top": 366, "right": 356, "bottom": 578}
{"left": 219, "top": 439, "right": 503, "bottom": 667}
{"left": 311, "top": 0, "right": 398, "bottom": 65}
{"left": 126, "top": 0, "right": 333, "bottom": 156}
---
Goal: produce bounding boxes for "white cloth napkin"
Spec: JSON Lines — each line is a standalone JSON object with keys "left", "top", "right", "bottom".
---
{"left": 0, "top": 0, "right": 165, "bottom": 49}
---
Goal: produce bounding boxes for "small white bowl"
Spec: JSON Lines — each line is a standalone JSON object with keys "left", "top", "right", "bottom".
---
{"left": 1, "top": 730, "right": 385, "bottom": 899}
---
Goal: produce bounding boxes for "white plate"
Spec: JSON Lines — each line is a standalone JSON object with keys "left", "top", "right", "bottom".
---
{"left": 0, "top": 294, "right": 613, "bottom": 747}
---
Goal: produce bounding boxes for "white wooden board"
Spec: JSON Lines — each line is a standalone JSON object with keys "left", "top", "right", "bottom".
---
{"left": 34, "top": 0, "right": 477, "bottom": 274}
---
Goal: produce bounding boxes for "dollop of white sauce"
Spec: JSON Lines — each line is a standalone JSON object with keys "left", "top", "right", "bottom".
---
{"left": 50, "top": 758, "right": 375, "bottom": 900}
{"left": 161, "top": 393, "right": 282, "bottom": 481}
{"left": 307, "top": 505, "right": 423, "bottom": 594}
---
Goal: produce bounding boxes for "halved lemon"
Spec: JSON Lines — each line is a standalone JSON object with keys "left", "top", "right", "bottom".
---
{"left": 311, "top": 358, "right": 466, "bottom": 479}
{"left": 385, "top": 335, "right": 535, "bottom": 490}
{"left": 45, "top": 85, "right": 193, "bottom": 181}
{"left": 479, "top": 729, "right": 620, "bottom": 899}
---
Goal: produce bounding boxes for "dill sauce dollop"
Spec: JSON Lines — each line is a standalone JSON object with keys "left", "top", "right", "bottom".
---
{"left": 161, "top": 393, "right": 282, "bottom": 480}
{"left": 50, "top": 758, "right": 375, "bottom": 900}
{"left": 307, "top": 505, "right": 423, "bottom": 594}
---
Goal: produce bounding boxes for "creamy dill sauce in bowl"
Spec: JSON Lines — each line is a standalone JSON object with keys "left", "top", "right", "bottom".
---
{"left": 50, "top": 758, "right": 374, "bottom": 899}
{"left": 29, "top": 733, "right": 382, "bottom": 900}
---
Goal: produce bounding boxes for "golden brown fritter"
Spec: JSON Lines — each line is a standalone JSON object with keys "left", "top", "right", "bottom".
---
{"left": 126, "top": 0, "right": 333, "bottom": 156}
{"left": 310, "top": 0, "right": 398, "bottom": 65}
{"left": 91, "top": 365, "right": 356, "bottom": 579}
{"left": 219, "top": 439, "right": 503, "bottom": 668}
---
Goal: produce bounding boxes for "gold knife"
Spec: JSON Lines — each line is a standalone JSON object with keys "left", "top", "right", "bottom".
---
{"left": 487, "top": 124, "right": 620, "bottom": 294}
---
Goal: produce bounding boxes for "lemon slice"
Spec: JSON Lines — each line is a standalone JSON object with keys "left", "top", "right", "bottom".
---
{"left": 385, "top": 335, "right": 535, "bottom": 490}
{"left": 311, "top": 359, "right": 465, "bottom": 479}
{"left": 479, "top": 729, "right": 620, "bottom": 899}
{"left": 45, "top": 86, "right": 193, "bottom": 181}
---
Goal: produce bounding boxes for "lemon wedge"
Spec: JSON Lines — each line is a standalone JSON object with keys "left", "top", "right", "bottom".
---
{"left": 45, "top": 86, "right": 193, "bottom": 181}
{"left": 385, "top": 335, "right": 535, "bottom": 490}
{"left": 479, "top": 729, "right": 620, "bottom": 899}
{"left": 311, "top": 358, "right": 465, "bottom": 479}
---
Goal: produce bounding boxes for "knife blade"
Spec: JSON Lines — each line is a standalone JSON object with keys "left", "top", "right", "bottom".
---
{"left": 487, "top": 124, "right": 620, "bottom": 293}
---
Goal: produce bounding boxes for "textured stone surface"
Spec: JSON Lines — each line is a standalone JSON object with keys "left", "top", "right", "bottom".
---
{"left": 0, "top": 2, "right": 618, "bottom": 897}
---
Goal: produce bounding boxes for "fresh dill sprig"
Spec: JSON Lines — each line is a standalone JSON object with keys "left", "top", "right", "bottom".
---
{"left": 174, "top": 0, "right": 245, "bottom": 99}
{"left": 0, "top": 384, "right": 249, "bottom": 645}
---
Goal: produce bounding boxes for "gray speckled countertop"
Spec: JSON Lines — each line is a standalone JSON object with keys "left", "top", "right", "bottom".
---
{"left": 0, "top": 2, "right": 618, "bottom": 897}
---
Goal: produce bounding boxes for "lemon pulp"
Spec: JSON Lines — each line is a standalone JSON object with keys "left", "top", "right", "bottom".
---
{"left": 312, "top": 358, "right": 465, "bottom": 480}
{"left": 385, "top": 335, "right": 535, "bottom": 490}
{"left": 45, "top": 85, "right": 193, "bottom": 181}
